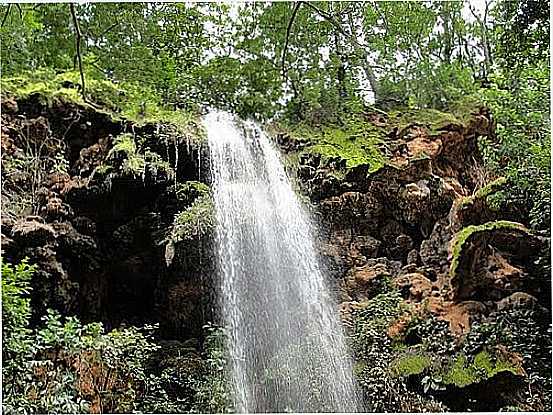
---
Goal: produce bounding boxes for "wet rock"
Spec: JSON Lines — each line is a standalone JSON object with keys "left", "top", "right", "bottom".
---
{"left": 407, "top": 249, "right": 420, "bottom": 265}
{"left": 449, "top": 221, "right": 543, "bottom": 302}
{"left": 342, "top": 258, "right": 400, "bottom": 301}
{"left": 399, "top": 181, "right": 431, "bottom": 224}
{"left": 420, "top": 219, "right": 451, "bottom": 272}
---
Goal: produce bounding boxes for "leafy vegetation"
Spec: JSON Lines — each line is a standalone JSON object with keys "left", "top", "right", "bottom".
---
{"left": 1, "top": 258, "right": 229, "bottom": 414}
{"left": 170, "top": 193, "right": 214, "bottom": 243}
{"left": 1, "top": 3, "right": 549, "bottom": 223}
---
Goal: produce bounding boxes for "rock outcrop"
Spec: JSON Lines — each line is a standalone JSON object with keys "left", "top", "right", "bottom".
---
{"left": 1, "top": 94, "right": 213, "bottom": 339}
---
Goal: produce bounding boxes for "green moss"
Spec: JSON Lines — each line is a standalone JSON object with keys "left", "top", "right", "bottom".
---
{"left": 391, "top": 348, "right": 521, "bottom": 388}
{"left": 391, "top": 352, "right": 432, "bottom": 377}
{"left": 450, "top": 220, "right": 529, "bottom": 278}
{"left": 441, "top": 351, "right": 520, "bottom": 388}
{"left": 1, "top": 69, "right": 203, "bottom": 139}
{"left": 474, "top": 177, "right": 508, "bottom": 199}
{"left": 387, "top": 108, "right": 463, "bottom": 135}
{"left": 2, "top": 69, "right": 123, "bottom": 113}
{"left": 459, "top": 177, "right": 508, "bottom": 210}
{"left": 353, "top": 361, "right": 368, "bottom": 377}
{"left": 171, "top": 194, "right": 214, "bottom": 242}
{"left": 284, "top": 116, "right": 387, "bottom": 172}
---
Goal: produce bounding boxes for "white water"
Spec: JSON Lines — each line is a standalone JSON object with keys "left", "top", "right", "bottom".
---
{"left": 205, "top": 111, "right": 359, "bottom": 413}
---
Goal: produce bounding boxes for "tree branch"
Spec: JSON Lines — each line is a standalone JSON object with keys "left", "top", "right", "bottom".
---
{"left": 302, "top": 0, "right": 380, "bottom": 101}
{"left": 70, "top": 3, "right": 86, "bottom": 101}
{"left": 1, "top": 5, "right": 11, "bottom": 28}
{"left": 281, "top": 2, "right": 302, "bottom": 80}
{"left": 95, "top": 21, "right": 120, "bottom": 39}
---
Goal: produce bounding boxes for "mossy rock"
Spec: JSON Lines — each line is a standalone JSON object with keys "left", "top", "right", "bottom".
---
{"left": 387, "top": 108, "right": 465, "bottom": 135}
{"left": 283, "top": 115, "right": 387, "bottom": 173}
{"left": 96, "top": 133, "right": 174, "bottom": 180}
{"left": 459, "top": 177, "right": 508, "bottom": 212}
{"left": 449, "top": 220, "right": 530, "bottom": 279}
{"left": 170, "top": 194, "right": 214, "bottom": 243}
{"left": 390, "top": 352, "right": 432, "bottom": 377}
{"left": 391, "top": 349, "right": 522, "bottom": 389}
{"left": 441, "top": 351, "right": 521, "bottom": 388}
{"left": 1, "top": 69, "right": 204, "bottom": 138}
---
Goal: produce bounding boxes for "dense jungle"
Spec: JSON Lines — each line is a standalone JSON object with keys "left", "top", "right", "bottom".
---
{"left": 0, "top": 1, "right": 551, "bottom": 413}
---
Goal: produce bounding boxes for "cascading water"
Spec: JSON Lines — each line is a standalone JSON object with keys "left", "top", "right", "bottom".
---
{"left": 205, "top": 111, "right": 360, "bottom": 413}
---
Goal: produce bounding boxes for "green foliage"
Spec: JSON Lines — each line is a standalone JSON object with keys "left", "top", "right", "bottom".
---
{"left": 152, "top": 324, "right": 231, "bottom": 414}
{"left": 382, "top": 62, "right": 478, "bottom": 110}
{"left": 174, "top": 181, "right": 211, "bottom": 206}
{"left": 98, "top": 133, "right": 175, "bottom": 181}
{"left": 170, "top": 194, "right": 214, "bottom": 243}
{"left": 397, "top": 306, "right": 551, "bottom": 410}
{"left": 347, "top": 292, "right": 446, "bottom": 412}
{"left": 2, "top": 258, "right": 36, "bottom": 339}
{"left": 190, "top": 324, "right": 232, "bottom": 413}
{"left": 349, "top": 292, "right": 404, "bottom": 410}
{"left": 478, "top": 62, "right": 551, "bottom": 231}
{"left": 1, "top": 259, "right": 231, "bottom": 414}
{"left": 494, "top": 0, "right": 550, "bottom": 71}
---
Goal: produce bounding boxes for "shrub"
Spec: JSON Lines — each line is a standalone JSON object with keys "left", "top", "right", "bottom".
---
{"left": 1, "top": 258, "right": 231, "bottom": 414}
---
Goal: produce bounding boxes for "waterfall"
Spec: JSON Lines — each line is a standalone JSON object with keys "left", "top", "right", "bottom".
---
{"left": 205, "top": 111, "right": 360, "bottom": 413}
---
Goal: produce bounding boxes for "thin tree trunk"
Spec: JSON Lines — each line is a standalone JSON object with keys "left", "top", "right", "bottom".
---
{"left": 70, "top": 4, "right": 86, "bottom": 101}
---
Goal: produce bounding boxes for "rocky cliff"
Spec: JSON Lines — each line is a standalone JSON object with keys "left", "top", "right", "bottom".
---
{"left": 274, "top": 107, "right": 551, "bottom": 411}
{"left": 1, "top": 86, "right": 551, "bottom": 412}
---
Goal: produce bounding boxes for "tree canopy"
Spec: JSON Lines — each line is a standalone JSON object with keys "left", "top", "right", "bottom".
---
{"left": 1, "top": 1, "right": 547, "bottom": 117}
{"left": 1, "top": 0, "right": 550, "bottom": 227}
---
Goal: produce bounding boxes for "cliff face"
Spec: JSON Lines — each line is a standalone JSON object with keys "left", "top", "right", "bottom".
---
{"left": 1, "top": 91, "right": 551, "bottom": 412}
{"left": 1, "top": 94, "right": 214, "bottom": 341}
{"left": 275, "top": 107, "right": 551, "bottom": 411}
